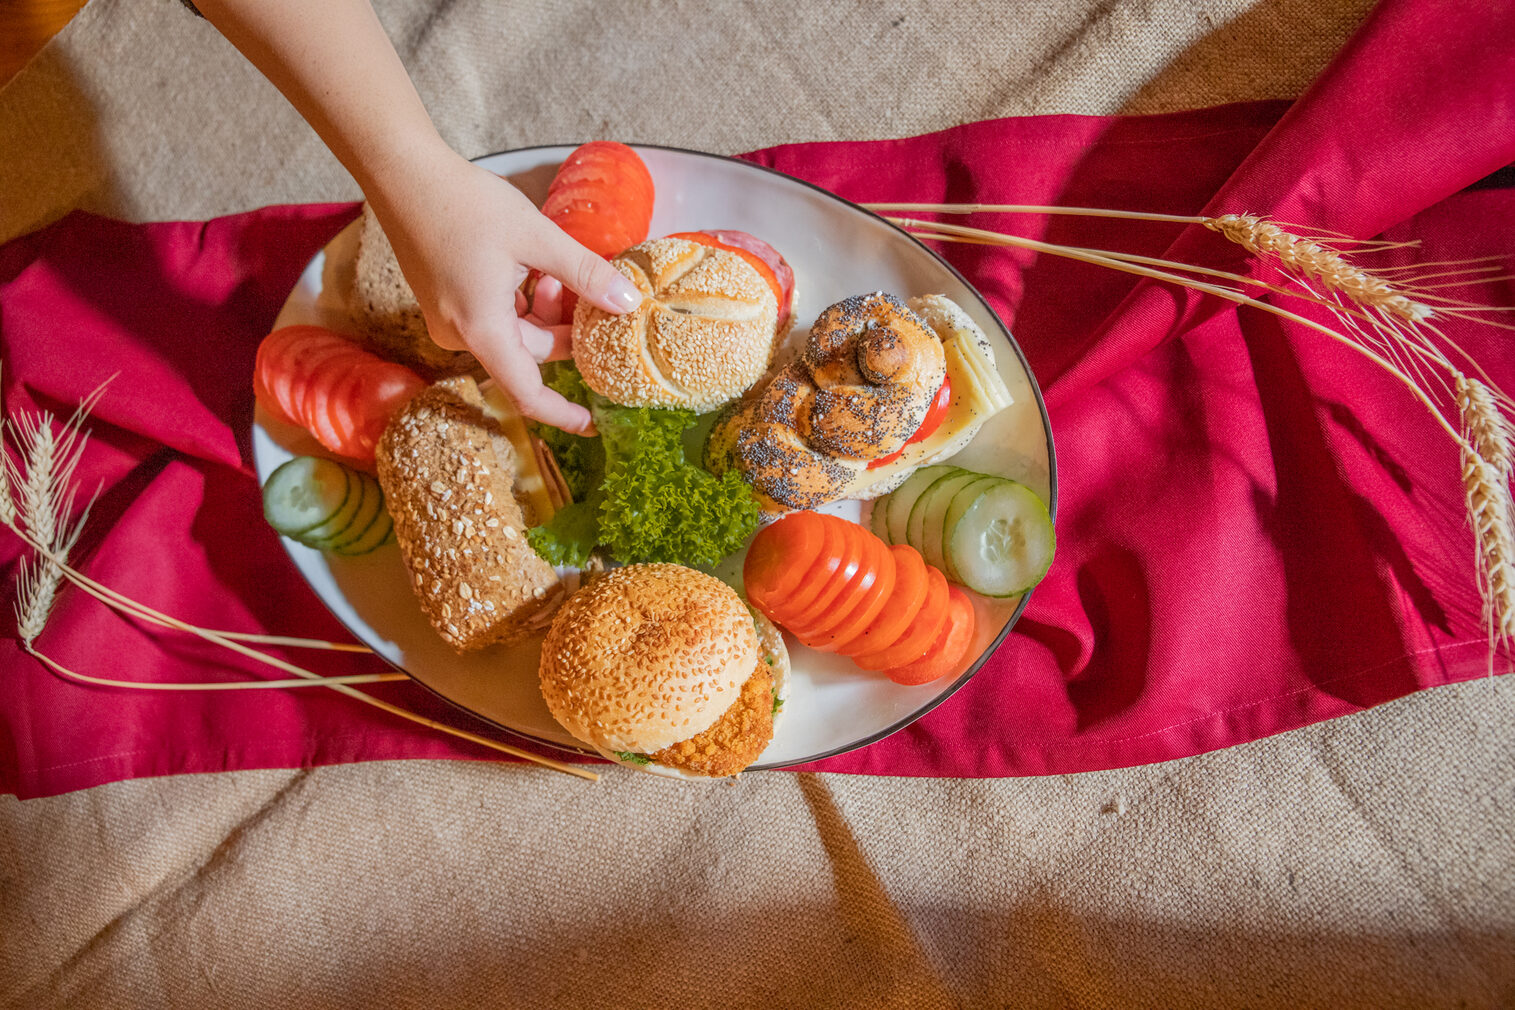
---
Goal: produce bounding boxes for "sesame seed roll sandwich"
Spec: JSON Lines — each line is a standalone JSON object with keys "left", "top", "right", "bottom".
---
{"left": 537, "top": 563, "right": 791, "bottom": 779}
{"left": 571, "top": 233, "right": 795, "bottom": 413}
{"left": 375, "top": 375, "right": 574, "bottom": 651}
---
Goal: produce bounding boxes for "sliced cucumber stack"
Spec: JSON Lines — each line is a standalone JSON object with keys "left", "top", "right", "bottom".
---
{"left": 263, "top": 455, "right": 395, "bottom": 556}
{"left": 871, "top": 464, "right": 1054, "bottom": 598}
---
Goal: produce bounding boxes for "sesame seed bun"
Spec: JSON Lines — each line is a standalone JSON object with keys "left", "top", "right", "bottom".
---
{"left": 571, "top": 237, "right": 780, "bottom": 412}
{"left": 538, "top": 563, "right": 763, "bottom": 756}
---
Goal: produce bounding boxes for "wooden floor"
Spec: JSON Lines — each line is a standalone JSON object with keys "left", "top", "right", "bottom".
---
{"left": 0, "top": 0, "right": 88, "bottom": 86}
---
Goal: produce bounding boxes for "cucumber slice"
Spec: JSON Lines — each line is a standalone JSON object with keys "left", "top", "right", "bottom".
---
{"left": 907, "top": 471, "right": 981, "bottom": 562}
{"left": 921, "top": 474, "right": 999, "bottom": 572}
{"left": 945, "top": 479, "right": 1055, "bottom": 597}
{"left": 883, "top": 464, "right": 958, "bottom": 546}
{"left": 321, "top": 474, "right": 385, "bottom": 551}
{"left": 868, "top": 499, "right": 890, "bottom": 542}
{"left": 263, "top": 456, "right": 354, "bottom": 537}
{"left": 332, "top": 506, "right": 393, "bottom": 556}
{"left": 297, "top": 468, "right": 365, "bottom": 545}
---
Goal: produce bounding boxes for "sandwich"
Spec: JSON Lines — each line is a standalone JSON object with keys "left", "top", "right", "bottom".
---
{"left": 704, "top": 292, "right": 1014, "bottom": 515}
{"left": 537, "top": 563, "right": 791, "bottom": 778}
{"left": 375, "top": 375, "right": 572, "bottom": 651}
{"left": 571, "top": 233, "right": 795, "bottom": 413}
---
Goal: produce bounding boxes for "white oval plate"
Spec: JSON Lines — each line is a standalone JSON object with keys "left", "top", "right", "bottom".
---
{"left": 253, "top": 144, "right": 1056, "bottom": 769}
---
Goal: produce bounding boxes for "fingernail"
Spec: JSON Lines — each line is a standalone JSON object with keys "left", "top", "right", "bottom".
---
{"left": 607, "top": 276, "right": 642, "bottom": 312}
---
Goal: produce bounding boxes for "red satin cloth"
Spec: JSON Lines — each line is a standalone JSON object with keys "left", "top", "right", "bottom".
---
{"left": 2, "top": 1, "right": 1512, "bottom": 797}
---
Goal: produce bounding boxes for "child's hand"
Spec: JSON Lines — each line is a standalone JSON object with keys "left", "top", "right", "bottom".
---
{"left": 368, "top": 149, "right": 640, "bottom": 435}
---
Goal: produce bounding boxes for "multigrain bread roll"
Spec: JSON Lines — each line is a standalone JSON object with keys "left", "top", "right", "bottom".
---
{"left": 343, "top": 205, "right": 479, "bottom": 377}
{"left": 375, "top": 376, "right": 562, "bottom": 651}
{"left": 571, "top": 236, "right": 781, "bottom": 412}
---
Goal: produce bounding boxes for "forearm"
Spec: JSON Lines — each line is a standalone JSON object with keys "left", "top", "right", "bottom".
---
{"left": 192, "top": 0, "right": 451, "bottom": 202}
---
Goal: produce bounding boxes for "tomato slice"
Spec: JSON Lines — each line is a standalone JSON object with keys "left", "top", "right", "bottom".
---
{"left": 831, "top": 544, "right": 927, "bottom": 656}
{"left": 549, "top": 206, "right": 643, "bottom": 259}
{"left": 744, "top": 511, "right": 828, "bottom": 613}
{"left": 786, "top": 521, "right": 870, "bottom": 633}
{"left": 804, "top": 535, "right": 898, "bottom": 652}
{"left": 867, "top": 376, "right": 952, "bottom": 469}
{"left": 666, "top": 232, "right": 785, "bottom": 319}
{"left": 553, "top": 141, "right": 654, "bottom": 206}
{"left": 299, "top": 348, "right": 373, "bottom": 440}
{"left": 253, "top": 358, "right": 297, "bottom": 427}
{"left": 324, "top": 365, "right": 371, "bottom": 459}
{"left": 772, "top": 516, "right": 851, "bottom": 621}
{"left": 884, "top": 586, "right": 977, "bottom": 685}
{"left": 259, "top": 326, "right": 334, "bottom": 426}
{"left": 707, "top": 230, "right": 794, "bottom": 331}
{"left": 852, "top": 563, "right": 949, "bottom": 671}
{"left": 353, "top": 363, "right": 429, "bottom": 456}
{"left": 794, "top": 530, "right": 896, "bottom": 649}
{"left": 543, "top": 141, "right": 655, "bottom": 257}
{"left": 284, "top": 334, "right": 364, "bottom": 417}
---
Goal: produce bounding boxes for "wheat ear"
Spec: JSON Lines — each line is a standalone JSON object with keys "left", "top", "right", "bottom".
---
{"left": 1456, "top": 373, "right": 1515, "bottom": 648}
{"left": 1203, "top": 214, "right": 1434, "bottom": 323}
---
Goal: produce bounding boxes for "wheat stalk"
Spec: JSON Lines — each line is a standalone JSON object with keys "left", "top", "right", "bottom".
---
{"left": 1, "top": 387, "right": 598, "bottom": 782}
{"left": 883, "top": 205, "right": 1515, "bottom": 659}
{"left": 10, "top": 393, "right": 101, "bottom": 645}
{"left": 7, "top": 519, "right": 597, "bottom": 780}
{"left": 889, "top": 216, "right": 1466, "bottom": 444}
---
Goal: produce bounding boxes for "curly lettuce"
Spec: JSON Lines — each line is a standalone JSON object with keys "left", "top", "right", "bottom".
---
{"left": 525, "top": 365, "right": 759, "bottom": 569}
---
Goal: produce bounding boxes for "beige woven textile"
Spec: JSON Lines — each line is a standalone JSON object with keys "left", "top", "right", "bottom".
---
{"left": 3, "top": 1, "right": 1513, "bottom": 1006}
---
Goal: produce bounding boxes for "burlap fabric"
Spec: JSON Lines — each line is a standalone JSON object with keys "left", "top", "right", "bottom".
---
{"left": 3, "top": 1, "right": 1512, "bottom": 1006}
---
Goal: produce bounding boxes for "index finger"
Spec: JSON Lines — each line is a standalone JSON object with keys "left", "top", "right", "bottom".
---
{"left": 469, "top": 318, "right": 595, "bottom": 435}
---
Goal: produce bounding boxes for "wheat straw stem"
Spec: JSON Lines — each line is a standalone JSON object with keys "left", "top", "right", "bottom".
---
{"left": 12, "top": 524, "right": 598, "bottom": 778}
{"left": 0, "top": 370, "right": 13, "bottom": 529}
{"left": 865, "top": 201, "right": 1208, "bottom": 224}
{"left": 10, "top": 527, "right": 597, "bottom": 780}
{"left": 23, "top": 646, "right": 404, "bottom": 689}
{"left": 892, "top": 216, "right": 1465, "bottom": 445}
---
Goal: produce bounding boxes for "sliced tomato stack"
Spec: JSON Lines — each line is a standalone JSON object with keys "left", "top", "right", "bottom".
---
{"left": 744, "top": 511, "right": 977, "bottom": 685}
{"left": 542, "top": 141, "right": 655, "bottom": 259}
{"left": 254, "top": 324, "right": 429, "bottom": 466}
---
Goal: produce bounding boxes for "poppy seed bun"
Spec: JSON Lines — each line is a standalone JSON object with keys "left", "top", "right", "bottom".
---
{"left": 538, "top": 564, "right": 762, "bottom": 756}
{"left": 572, "top": 237, "right": 780, "bottom": 412}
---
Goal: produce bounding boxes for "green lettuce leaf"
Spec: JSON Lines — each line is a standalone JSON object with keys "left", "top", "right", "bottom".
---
{"left": 524, "top": 494, "right": 603, "bottom": 568}
{"left": 525, "top": 364, "right": 759, "bottom": 568}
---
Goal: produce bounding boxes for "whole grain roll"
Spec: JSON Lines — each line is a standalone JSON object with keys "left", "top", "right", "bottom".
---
{"left": 571, "top": 237, "right": 780, "bottom": 412}
{"left": 375, "top": 376, "right": 562, "bottom": 651}
{"left": 343, "top": 205, "right": 479, "bottom": 377}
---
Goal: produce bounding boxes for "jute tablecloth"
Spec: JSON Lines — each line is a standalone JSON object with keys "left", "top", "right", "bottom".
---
{"left": 3, "top": 1, "right": 1512, "bottom": 1006}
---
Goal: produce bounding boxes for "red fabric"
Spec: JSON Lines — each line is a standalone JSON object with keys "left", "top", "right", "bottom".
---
{"left": 3, "top": 0, "right": 1513, "bottom": 797}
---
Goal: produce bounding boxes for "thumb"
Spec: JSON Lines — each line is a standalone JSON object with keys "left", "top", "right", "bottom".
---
{"left": 532, "top": 227, "right": 644, "bottom": 315}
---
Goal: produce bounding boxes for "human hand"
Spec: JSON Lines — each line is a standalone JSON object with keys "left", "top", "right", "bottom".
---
{"left": 365, "top": 146, "right": 641, "bottom": 435}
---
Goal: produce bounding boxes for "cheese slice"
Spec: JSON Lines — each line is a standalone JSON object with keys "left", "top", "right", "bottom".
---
{"left": 477, "top": 381, "right": 557, "bottom": 525}
{"left": 845, "top": 326, "right": 1013, "bottom": 493}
